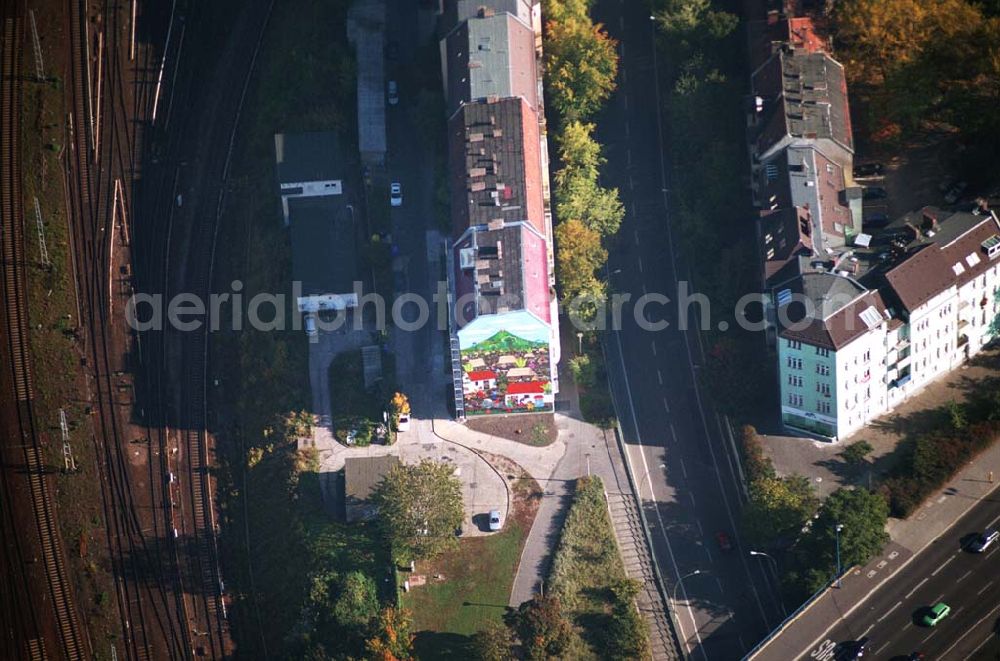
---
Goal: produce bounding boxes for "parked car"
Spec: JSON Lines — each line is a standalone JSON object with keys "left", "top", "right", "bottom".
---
{"left": 390, "top": 182, "right": 403, "bottom": 207}
{"left": 396, "top": 411, "right": 410, "bottom": 432}
{"left": 862, "top": 212, "right": 890, "bottom": 228}
{"left": 836, "top": 636, "right": 870, "bottom": 658}
{"left": 715, "top": 531, "right": 733, "bottom": 552}
{"left": 489, "top": 510, "right": 502, "bottom": 531}
{"left": 863, "top": 186, "right": 888, "bottom": 200}
{"left": 853, "top": 162, "right": 884, "bottom": 178}
{"left": 387, "top": 80, "right": 399, "bottom": 105}
{"left": 944, "top": 180, "right": 968, "bottom": 204}
{"left": 969, "top": 529, "right": 999, "bottom": 553}
{"left": 921, "top": 602, "right": 950, "bottom": 627}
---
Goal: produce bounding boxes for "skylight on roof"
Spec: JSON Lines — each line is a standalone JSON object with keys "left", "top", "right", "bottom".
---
{"left": 952, "top": 262, "right": 965, "bottom": 276}
{"left": 966, "top": 252, "right": 981, "bottom": 268}
{"left": 859, "top": 306, "right": 882, "bottom": 329}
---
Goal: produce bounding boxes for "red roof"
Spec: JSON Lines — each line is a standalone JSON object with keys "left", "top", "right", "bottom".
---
{"left": 506, "top": 381, "right": 547, "bottom": 395}
{"left": 467, "top": 370, "right": 497, "bottom": 381}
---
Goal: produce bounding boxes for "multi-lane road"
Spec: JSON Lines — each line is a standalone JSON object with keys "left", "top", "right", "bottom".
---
{"left": 799, "top": 499, "right": 1000, "bottom": 660}
{"left": 594, "top": 0, "right": 781, "bottom": 658}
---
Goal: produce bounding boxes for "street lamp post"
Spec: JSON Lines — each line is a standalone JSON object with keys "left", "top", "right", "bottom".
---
{"left": 835, "top": 523, "right": 844, "bottom": 588}
{"left": 749, "top": 550, "right": 787, "bottom": 616}
{"left": 672, "top": 569, "right": 703, "bottom": 603}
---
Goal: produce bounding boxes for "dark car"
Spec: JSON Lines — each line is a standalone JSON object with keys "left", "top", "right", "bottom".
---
{"left": 862, "top": 212, "right": 890, "bottom": 228}
{"left": 837, "top": 636, "right": 870, "bottom": 659}
{"left": 715, "top": 531, "right": 733, "bottom": 552}
{"left": 863, "top": 186, "right": 889, "bottom": 200}
{"left": 853, "top": 163, "right": 884, "bottom": 178}
{"left": 969, "top": 529, "right": 999, "bottom": 553}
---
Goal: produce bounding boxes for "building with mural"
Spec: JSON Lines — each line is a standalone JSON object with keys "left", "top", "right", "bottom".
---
{"left": 441, "top": 0, "right": 559, "bottom": 417}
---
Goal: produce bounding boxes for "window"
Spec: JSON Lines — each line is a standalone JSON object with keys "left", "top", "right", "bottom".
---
{"left": 788, "top": 375, "right": 803, "bottom": 387}
{"left": 862, "top": 350, "right": 870, "bottom": 362}
{"left": 789, "top": 393, "right": 803, "bottom": 407}
{"left": 787, "top": 357, "right": 802, "bottom": 370}
{"left": 817, "top": 383, "right": 831, "bottom": 397}
{"left": 787, "top": 340, "right": 802, "bottom": 350}
{"left": 816, "top": 347, "right": 830, "bottom": 357}
{"left": 816, "top": 364, "right": 830, "bottom": 376}
{"left": 817, "top": 401, "right": 831, "bottom": 414}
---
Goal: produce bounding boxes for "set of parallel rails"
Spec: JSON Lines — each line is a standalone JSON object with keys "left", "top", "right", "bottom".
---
{"left": 65, "top": 0, "right": 191, "bottom": 658}
{"left": 1, "top": 6, "right": 85, "bottom": 659}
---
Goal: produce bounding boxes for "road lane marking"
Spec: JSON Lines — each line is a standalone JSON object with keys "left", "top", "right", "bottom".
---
{"left": 978, "top": 580, "right": 994, "bottom": 595}
{"left": 905, "top": 577, "right": 929, "bottom": 599}
{"left": 950, "top": 601, "right": 1000, "bottom": 659}
{"left": 703, "top": 545, "right": 713, "bottom": 564}
{"left": 958, "top": 569, "right": 972, "bottom": 582}
{"left": 657, "top": 370, "right": 663, "bottom": 385}
{"left": 859, "top": 624, "right": 874, "bottom": 638}
{"left": 651, "top": 340, "right": 657, "bottom": 355}
{"left": 931, "top": 593, "right": 945, "bottom": 605}
{"left": 663, "top": 397, "right": 670, "bottom": 413}
{"left": 688, "top": 492, "right": 696, "bottom": 508}
{"left": 715, "top": 577, "right": 724, "bottom": 595}
{"left": 634, "top": 229, "right": 640, "bottom": 246}
{"left": 638, "top": 255, "right": 643, "bottom": 272}
{"left": 694, "top": 517, "right": 703, "bottom": 537}
{"left": 874, "top": 640, "right": 891, "bottom": 656}
{"left": 931, "top": 556, "right": 955, "bottom": 576}
{"left": 679, "top": 457, "right": 687, "bottom": 479}
{"left": 877, "top": 600, "right": 902, "bottom": 622}
{"left": 669, "top": 423, "right": 677, "bottom": 444}
{"left": 921, "top": 630, "right": 938, "bottom": 644}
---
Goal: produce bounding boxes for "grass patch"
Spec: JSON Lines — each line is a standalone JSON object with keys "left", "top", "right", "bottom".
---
{"left": 404, "top": 475, "right": 541, "bottom": 657}
{"left": 549, "top": 476, "right": 650, "bottom": 660}
{"left": 466, "top": 412, "right": 558, "bottom": 446}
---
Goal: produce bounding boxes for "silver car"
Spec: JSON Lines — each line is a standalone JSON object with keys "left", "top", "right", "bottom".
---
{"left": 489, "top": 509, "right": 502, "bottom": 532}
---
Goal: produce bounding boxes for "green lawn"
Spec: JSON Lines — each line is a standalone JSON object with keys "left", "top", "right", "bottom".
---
{"left": 403, "top": 478, "right": 537, "bottom": 659}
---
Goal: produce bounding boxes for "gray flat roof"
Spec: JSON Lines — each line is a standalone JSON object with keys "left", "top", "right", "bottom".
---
{"left": 288, "top": 196, "right": 358, "bottom": 296}
{"left": 274, "top": 132, "right": 342, "bottom": 185}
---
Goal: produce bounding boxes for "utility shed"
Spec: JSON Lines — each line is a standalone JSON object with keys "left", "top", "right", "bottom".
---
{"left": 344, "top": 456, "right": 400, "bottom": 522}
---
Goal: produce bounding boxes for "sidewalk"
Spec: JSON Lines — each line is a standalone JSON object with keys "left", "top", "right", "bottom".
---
{"left": 749, "top": 436, "right": 1000, "bottom": 660}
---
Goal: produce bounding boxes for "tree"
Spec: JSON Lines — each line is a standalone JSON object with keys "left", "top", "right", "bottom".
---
{"left": 743, "top": 474, "right": 818, "bottom": 547}
{"left": 371, "top": 460, "right": 464, "bottom": 560}
{"left": 555, "top": 176, "right": 624, "bottom": 237}
{"left": 801, "top": 487, "right": 889, "bottom": 574}
{"left": 333, "top": 571, "right": 378, "bottom": 630}
{"left": 554, "top": 121, "right": 604, "bottom": 186}
{"left": 508, "top": 595, "right": 573, "bottom": 661}
{"left": 839, "top": 440, "right": 874, "bottom": 466}
{"left": 554, "top": 218, "right": 607, "bottom": 306}
{"left": 545, "top": 17, "right": 619, "bottom": 122}
{"left": 653, "top": 0, "right": 738, "bottom": 42}
{"left": 365, "top": 607, "right": 414, "bottom": 660}
{"left": 472, "top": 621, "right": 515, "bottom": 661}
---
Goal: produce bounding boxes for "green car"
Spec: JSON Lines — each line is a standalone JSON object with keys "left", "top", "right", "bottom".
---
{"left": 922, "top": 602, "right": 950, "bottom": 627}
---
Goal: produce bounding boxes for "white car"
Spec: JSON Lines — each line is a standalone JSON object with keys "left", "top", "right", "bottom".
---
{"left": 397, "top": 411, "right": 410, "bottom": 432}
{"left": 387, "top": 80, "right": 399, "bottom": 105}
{"left": 489, "top": 509, "right": 502, "bottom": 532}
{"left": 390, "top": 182, "right": 403, "bottom": 207}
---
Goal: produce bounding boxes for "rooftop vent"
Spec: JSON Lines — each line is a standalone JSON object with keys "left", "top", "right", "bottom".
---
{"left": 983, "top": 235, "right": 1000, "bottom": 259}
{"left": 459, "top": 248, "right": 476, "bottom": 270}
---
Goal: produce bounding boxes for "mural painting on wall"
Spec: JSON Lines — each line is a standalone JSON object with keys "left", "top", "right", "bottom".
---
{"left": 460, "top": 328, "right": 553, "bottom": 415}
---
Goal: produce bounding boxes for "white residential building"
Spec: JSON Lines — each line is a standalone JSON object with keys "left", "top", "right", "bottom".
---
{"left": 776, "top": 210, "right": 1000, "bottom": 440}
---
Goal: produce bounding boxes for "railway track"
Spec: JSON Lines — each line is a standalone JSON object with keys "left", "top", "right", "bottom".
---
{"left": 1, "top": 5, "right": 86, "bottom": 659}
{"left": 64, "top": 0, "right": 204, "bottom": 658}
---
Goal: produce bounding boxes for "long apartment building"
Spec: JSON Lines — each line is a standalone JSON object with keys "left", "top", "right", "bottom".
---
{"left": 439, "top": 0, "right": 560, "bottom": 418}
{"left": 746, "top": 7, "right": 1000, "bottom": 440}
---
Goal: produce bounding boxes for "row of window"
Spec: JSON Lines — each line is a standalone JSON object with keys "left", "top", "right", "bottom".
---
{"left": 788, "top": 393, "right": 832, "bottom": 415}
{"left": 785, "top": 340, "right": 830, "bottom": 357}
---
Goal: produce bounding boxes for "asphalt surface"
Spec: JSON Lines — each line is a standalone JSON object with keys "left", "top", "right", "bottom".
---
{"left": 594, "top": 0, "right": 781, "bottom": 658}
{"left": 384, "top": 0, "right": 446, "bottom": 415}
{"left": 798, "top": 499, "right": 1000, "bottom": 661}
